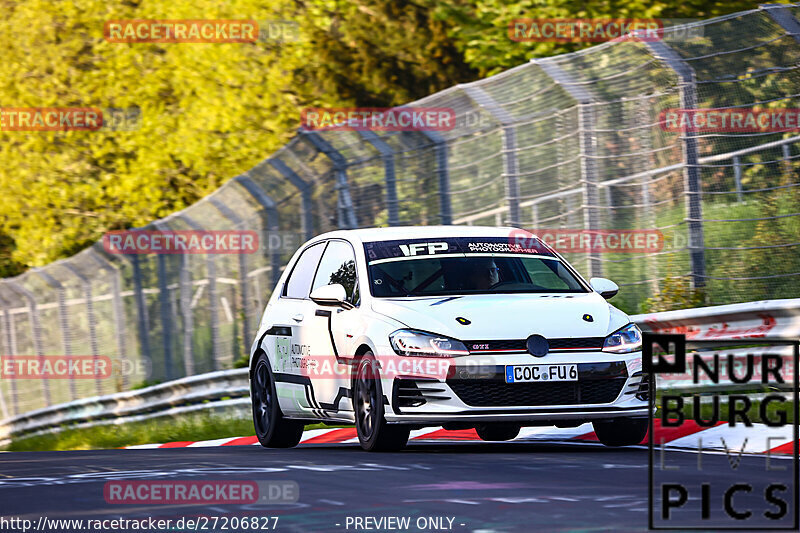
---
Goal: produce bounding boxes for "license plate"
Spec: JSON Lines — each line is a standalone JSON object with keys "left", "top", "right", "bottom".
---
{"left": 505, "top": 364, "right": 578, "bottom": 383}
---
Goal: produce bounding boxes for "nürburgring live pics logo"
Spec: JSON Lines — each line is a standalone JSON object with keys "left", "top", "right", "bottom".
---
{"left": 644, "top": 332, "right": 799, "bottom": 530}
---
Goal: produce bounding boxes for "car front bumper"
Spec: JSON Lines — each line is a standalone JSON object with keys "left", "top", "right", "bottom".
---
{"left": 379, "top": 350, "right": 649, "bottom": 425}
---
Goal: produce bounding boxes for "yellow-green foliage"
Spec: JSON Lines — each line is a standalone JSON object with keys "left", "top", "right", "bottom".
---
{"left": 0, "top": 0, "right": 767, "bottom": 276}
{"left": 0, "top": 0, "right": 476, "bottom": 275}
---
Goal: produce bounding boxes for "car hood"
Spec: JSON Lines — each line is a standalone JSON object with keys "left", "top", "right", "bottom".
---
{"left": 370, "top": 292, "right": 629, "bottom": 340}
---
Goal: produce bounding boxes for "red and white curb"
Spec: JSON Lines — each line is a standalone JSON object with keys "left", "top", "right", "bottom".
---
{"left": 125, "top": 421, "right": 797, "bottom": 455}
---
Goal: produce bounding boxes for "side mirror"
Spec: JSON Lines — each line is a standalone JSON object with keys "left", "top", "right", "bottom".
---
{"left": 310, "top": 284, "right": 353, "bottom": 309}
{"left": 590, "top": 277, "right": 619, "bottom": 300}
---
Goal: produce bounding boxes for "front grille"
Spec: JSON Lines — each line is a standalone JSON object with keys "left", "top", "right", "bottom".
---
{"left": 393, "top": 379, "right": 451, "bottom": 410}
{"left": 634, "top": 372, "right": 650, "bottom": 401}
{"left": 447, "top": 378, "right": 627, "bottom": 407}
{"left": 552, "top": 337, "right": 605, "bottom": 350}
{"left": 466, "top": 339, "right": 525, "bottom": 351}
{"left": 465, "top": 337, "right": 604, "bottom": 353}
{"left": 395, "top": 380, "right": 426, "bottom": 408}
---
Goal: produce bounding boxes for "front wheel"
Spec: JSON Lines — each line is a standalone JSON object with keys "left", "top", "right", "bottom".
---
{"left": 592, "top": 417, "right": 648, "bottom": 447}
{"left": 353, "top": 354, "right": 409, "bottom": 452}
{"left": 252, "top": 352, "right": 305, "bottom": 448}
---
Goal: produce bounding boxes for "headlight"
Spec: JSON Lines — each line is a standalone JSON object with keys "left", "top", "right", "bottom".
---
{"left": 602, "top": 323, "right": 642, "bottom": 353}
{"left": 389, "top": 329, "right": 469, "bottom": 357}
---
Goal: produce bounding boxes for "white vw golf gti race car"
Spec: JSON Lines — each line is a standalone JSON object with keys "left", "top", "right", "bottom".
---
{"left": 249, "top": 227, "right": 648, "bottom": 451}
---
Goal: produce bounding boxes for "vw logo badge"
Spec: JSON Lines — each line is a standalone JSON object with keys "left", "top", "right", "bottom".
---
{"left": 526, "top": 334, "right": 549, "bottom": 357}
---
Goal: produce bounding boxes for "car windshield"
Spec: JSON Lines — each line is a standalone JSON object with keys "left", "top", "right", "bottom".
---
{"left": 364, "top": 237, "right": 588, "bottom": 297}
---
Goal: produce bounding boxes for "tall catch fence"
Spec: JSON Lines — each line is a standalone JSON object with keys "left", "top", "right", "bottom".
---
{"left": 1, "top": 4, "right": 799, "bottom": 417}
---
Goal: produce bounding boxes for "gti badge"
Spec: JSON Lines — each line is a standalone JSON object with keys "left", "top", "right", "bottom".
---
{"left": 583, "top": 314, "right": 593, "bottom": 322}
{"left": 456, "top": 317, "right": 471, "bottom": 325}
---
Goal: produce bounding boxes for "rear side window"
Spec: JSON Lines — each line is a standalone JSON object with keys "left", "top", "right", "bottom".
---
{"left": 283, "top": 242, "right": 325, "bottom": 298}
{"left": 312, "top": 240, "right": 359, "bottom": 304}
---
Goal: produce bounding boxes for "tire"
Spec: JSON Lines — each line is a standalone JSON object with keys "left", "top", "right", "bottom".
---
{"left": 251, "top": 352, "right": 305, "bottom": 448}
{"left": 593, "top": 417, "right": 648, "bottom": 447}
{"left": 476, "top": 424, "right": 521, "bottom": 442}
{"left": 353, "top": 353, "right": 410, "bottom": 452}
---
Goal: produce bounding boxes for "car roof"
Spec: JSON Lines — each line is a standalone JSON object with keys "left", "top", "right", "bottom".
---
{"left": 309, "top": 226, "right": 534, "bottom": 244}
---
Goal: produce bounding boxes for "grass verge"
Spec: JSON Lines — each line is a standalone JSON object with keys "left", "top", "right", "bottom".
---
{"left": 2, "top": 412, "right": 345, "bottom": 452}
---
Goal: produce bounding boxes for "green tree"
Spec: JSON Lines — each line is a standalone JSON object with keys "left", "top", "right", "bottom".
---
{"left": 0, "top": 0, "right": 785, "bottom": 271}
{"left": 437, "top": 0, "right": 774, "bottom": 77}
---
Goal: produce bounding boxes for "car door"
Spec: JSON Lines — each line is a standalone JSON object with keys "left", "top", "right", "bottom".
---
{"left": 304, "top": 239, "right": 362, "bottom": 418}
{"left": 268, "top": 241, "right": 325, "bottom": 416}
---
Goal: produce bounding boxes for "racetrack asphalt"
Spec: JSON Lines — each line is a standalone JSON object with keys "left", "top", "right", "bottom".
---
{"left": 0, "top": 440, "right": 795, "bottom": 532}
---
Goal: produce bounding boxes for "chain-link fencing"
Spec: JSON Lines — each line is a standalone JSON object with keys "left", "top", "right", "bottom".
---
{"left": 2, "top": 4, "right": 800, "bottom": 417}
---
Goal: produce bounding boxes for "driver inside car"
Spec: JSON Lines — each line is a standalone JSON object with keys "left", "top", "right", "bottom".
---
{"left": 465, "top": 257, "right": 500, "bottom": 290}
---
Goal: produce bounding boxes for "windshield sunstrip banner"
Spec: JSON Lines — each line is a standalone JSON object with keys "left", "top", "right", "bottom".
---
{"left": 363, "top": 237, "right": 557, "bottom": 263}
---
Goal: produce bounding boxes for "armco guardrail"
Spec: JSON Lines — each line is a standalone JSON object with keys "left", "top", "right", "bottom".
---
{"left": 0, "top": 368, "right": 249, "bottom": 445}
{"left": 631, "top": 298, "right": 800, "bottom": 340}
{"left": 634, "top": 299, "right": 799, "bottom": 395}
{"left": 1, "top": 299, "right": 798, "bottom": 445}
{"left": 4, "top": 5, "right": 800, "bottom": 419}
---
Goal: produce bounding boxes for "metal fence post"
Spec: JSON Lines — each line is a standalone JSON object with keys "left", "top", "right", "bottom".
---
{"left": 268, "top": 157, "right": 314, "bottom": 241}
{"left": 130, "top": 253, "right": 153, "bottom": 368}
{"left": 637, "top": 98, "right": 658, "bottom": 295}
{"left": 32, "top": 269, "right": 76, "bottom": 401}
{"left": 462, "top": 85, "right": 521, "bottom": 227}
{"left": 0, "top": 291, "right": 16, "bottom": 416}
{"left": 782, "top": 142, "right": 792, "bottom": 175}
{"left": 61, "top": 263, "right": 103, "bottom": 396}
{"left": 358, "top": 131, "right": 400, "bottom": 226}
{"left": 96, "top": 247, "right": 151, "bottom": 377}
{"left": 299, "top": 129, "right": 358, "bottom": 228}
{"left": 181, "top": 215, "right": 218, "bottom": 372}
{"left": 556, "top": 112, "right": 569, "bottom": 228}
{"left": 233, "top": 174, "right": 283, "bottom": 289}
{"left": 158, "top": 213, "right": 195, "bottom": 377}
{"left": 641, "top": 177, "right": 660, "bottom": 295}
{"left": 90, "top": 249, "right": 129, "bottom": 388}
{"left": 208, "top": 196, "right": 252, "bottom": 361}
{"left": 764, "top": 6, "right": 800, "bottom": 180}
{"left": 763, "top": 4, "right": 800, "bottom": 42}
{"left": 644, "top": 40, "right": 706, "bottom": 289}
{"left": 152, "top": 222, "right": 175, "bottom": 381}
{"left": 177, "top": 253, "right": 194, "bottom": 377}
{"left": 6, "top": 282, "right": 49, "bottom": 407}
{"left": 733, "top": 156, "right": 743, "bottom": 202}
{"left": 536, "top": 60, "right": 603, "bottom": 278}
{"left": 634, "top": 99, "right": 660, "bottom": 296}
{"left": 420, "top": 130, "right": 452, "bottom": 225}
